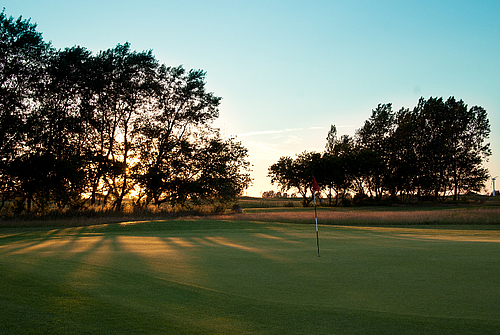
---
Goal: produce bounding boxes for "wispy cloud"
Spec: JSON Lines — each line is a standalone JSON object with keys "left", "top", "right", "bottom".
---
{"left": 234, "top": 128, "right": 303, "bottom": 137}
{"left": 308, "top": 126, "right": 328, "bottom": 130}
{"left": 246, "top": 141, "right": 281, "bottom": 153}
{"left": 233, "top": 126, "right": 333, "bottom": 137}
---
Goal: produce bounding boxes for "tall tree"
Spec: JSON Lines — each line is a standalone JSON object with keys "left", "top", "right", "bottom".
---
{"left": 389, "top": 107, "right": 420, "bottom": 199}
{"left": 133, "top": 65, "right": 223, "bottom": 206}
{"left": 87, "top": 43, "right": 158, "bottom": 210}
{"left": 17, "top": 46, "right": 93, "bottom": 210}
{"left": 0, "top": 10, "right": 50, "bottom": 208}
{"left": 323, "top": 126, "right": 357, "bottom": 204}
{"left": 432, "top": 97, "right": 490, "bottom": 199}
{"left": 354, "top": 103, "right": 395, "bottom": 199}
{"left": 408, "top": 97, "right": 491, "bottom": 200}
{"left": 0, "top": 10, "right": 252, "bottom": 213}
{"left": 169, "top": 133, "right": 252, "bottom": 206}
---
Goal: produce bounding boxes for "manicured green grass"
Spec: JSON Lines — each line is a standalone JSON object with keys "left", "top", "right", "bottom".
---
{"left": 1, "top": 219, "right": 499, "bottom": 334}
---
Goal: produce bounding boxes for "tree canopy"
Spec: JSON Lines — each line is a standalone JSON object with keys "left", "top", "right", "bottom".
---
{"left": 268, "top": 97, "right": 491, "bottom": 205}
{"left": 0, "top": 10, "right": 251, "bottom": 213}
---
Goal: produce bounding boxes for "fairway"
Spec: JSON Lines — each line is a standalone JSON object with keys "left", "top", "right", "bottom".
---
{"left": 1, "top": 219, "right": 499, "bottom": 334}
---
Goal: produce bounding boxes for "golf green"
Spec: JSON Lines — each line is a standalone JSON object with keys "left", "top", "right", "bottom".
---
{"left": 1, "top": 220, "right": 499, "bottom": 334}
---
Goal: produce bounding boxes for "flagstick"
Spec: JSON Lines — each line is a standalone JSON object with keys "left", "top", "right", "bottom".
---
{"left": 314, "top": 192, "right": 320, "bottom": 257}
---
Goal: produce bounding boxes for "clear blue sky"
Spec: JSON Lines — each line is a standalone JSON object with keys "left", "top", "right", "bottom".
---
{"left": 4, "top": 0, "right": 500, "bottom": 196}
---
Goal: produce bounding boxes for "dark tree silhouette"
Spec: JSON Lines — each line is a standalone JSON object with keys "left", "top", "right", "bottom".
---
{"left": 269, "top": 97, "right": 491, "bottom": 205}
{"left": 0, "top": 10, "right": 252, "bottom": 214}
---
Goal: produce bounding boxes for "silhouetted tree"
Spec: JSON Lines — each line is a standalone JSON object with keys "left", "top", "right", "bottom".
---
{"left": 268, "top": 151, "right": 321, "bottom": 206}
{"left": 0, "top": 10, "right": 252, "bottom": 213}
{"left": 187, "top": 134, "right": 251, "bottom": 206}
{"left": 389, "top": 107, "right": 420, "bottom": 200}
{"left": 323, "top": 126, "right": 357, "bottom": 204}
{"left": 21, "top": 46, "right": 90, "bottom": 209}
{"left": 355, "top": 103, "right": 395, "bottom": 199}
{"left": 0, "top": 10, "right": 51, "bottom": 208}
{"left": 133, "top": 65, "right": 222, "bottom": 206}
{"left": 412, "top": 97, "right": 490, "bottom": 200}
{"left": 270, "top": 97, "right": 491, "bottom": 205}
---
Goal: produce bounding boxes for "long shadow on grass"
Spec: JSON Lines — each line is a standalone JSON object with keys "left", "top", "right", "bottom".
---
{"left": 3, "top": 221, "right": 500, "bottom": 334}
{"left": 0, "top": 228, "right": 201, "bottom": 333}
{"left": 0, "top": 227, "right": 68, "bottom": 256}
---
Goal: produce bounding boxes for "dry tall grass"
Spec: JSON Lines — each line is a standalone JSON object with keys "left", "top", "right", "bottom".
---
{"left": 2, "top": 204, "right": 499, "bottom": 228}
{"left": 220, "top": 207, "right": 500, "bottom": 226}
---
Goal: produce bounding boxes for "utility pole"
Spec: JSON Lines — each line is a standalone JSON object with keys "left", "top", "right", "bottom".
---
{"left": 493, "top": 176, "right": 498, "bottom": 197}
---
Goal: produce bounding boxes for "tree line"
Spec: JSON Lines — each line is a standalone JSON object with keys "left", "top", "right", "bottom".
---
{"left": 0, "top": 10, "right": 252, "bottom": 213}
{"left": 268, "top": 98, "right": 491, "bottom": 206}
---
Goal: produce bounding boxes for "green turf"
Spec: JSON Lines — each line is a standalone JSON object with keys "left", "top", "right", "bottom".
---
{"left": 1, "top": 220, "right": 499, "bottom": 334}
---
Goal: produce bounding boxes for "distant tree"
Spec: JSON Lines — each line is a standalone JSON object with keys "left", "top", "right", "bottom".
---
{"left": 413, "top": 97, "right": 491, "bottom": 200}
{"left": 324, "top": 97, "right": 491, "bottom": 202}
{"left": 323, "top": 126, "right": 344, "bottom": 205}
{"left": 261, "top": 191, "right": 288, "bottom": 199}
{"left": 323, "top": 128, "right": 357, "bottom": 204}
{"left": 268, "top": 151, "right": 321, "bottom": 206}
{"left": 389, "top": 107, "right": 420, "bottom": 200}
{"left": 325, "top": 124, "right": 337, "bottom": 153}
{"left": 355, "top": 103, "right": 395, "bottom": 200}
{"left": 320, "top": 153, "right": 340, "bottom": 205}
{"left": 261, "top": 190, "right": 275, "bottom": 198}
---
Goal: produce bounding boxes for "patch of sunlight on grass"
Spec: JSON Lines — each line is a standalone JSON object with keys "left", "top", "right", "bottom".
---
{"left": 55, "top": 226, "right": 85, "bottom": 235}
{"left": 116, "top": 236, "right": 180, "bottom": 255}
{"left": 118, "top": 220, "right": 158, "bottom": 226}
{"left": 252, "top": 233, "right": 285, "bottom": 240}
{"left": 7, "top": 239, "right": 64, "bottom": 255}
{"left": 190, "top": 237, "right": 219, "bottom": 246}
{"left": 204, "top": 236, "right": 290, "bottom": 262}
{"left": 65, "top": 236, "right": 121, "bottom": 278}
{"left": 396, "top": 232, "right": 500, "bottom": 242}
{"left": 77, "top": 237, "right": 119, "bottom": 265}
{"left": 205, "top": 236, "right": 262, "bottom": 253}
{"left": 343, "top": 225, "right": 500, "bottom": 242}
{"left": 63, "top": 235, "right": 105, "bottom": 254}
{"left": 266, "top": 226, "right": 313, "bottom": 240}
{"left": 166, "top": 237, "right": 196, "bottom": 248}
{"left": 115, "top": 235, "right": 200, "bottom": 284}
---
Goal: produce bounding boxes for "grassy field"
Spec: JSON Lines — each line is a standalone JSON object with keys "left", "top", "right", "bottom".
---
{"left": 1, "top": 209, "right": 499, "bottom": 334}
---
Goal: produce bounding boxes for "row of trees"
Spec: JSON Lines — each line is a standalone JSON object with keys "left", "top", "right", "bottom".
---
{"left": 261, "top": 190, "right": 298, "bottom": 198}
{"left": 268, "top": 97, "right": 491, "bottom": 205}
{"left": 0, "top": 10, "right": 251, "bottom": 213}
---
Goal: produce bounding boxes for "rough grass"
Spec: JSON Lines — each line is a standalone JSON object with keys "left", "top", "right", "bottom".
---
{"left": 1, "top": 219, "right": 499, "bottom": 334}
{"left": 2, "top": 203, "right": 499, "bottom": 229}
{"left": 223, "top": 207, "right": 500, "bottom": 225}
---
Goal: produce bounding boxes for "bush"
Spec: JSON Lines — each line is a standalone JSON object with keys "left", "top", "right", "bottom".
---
{"left": 211, "top": 204, "right": 227, "bottom": 214}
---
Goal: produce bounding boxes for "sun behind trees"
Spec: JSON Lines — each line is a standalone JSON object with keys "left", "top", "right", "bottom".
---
{"left": 0, "top": 10, "right": 252, "bottom": 214}
{"left": 269, "top": 98, "right": 491, "bottom": 206}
